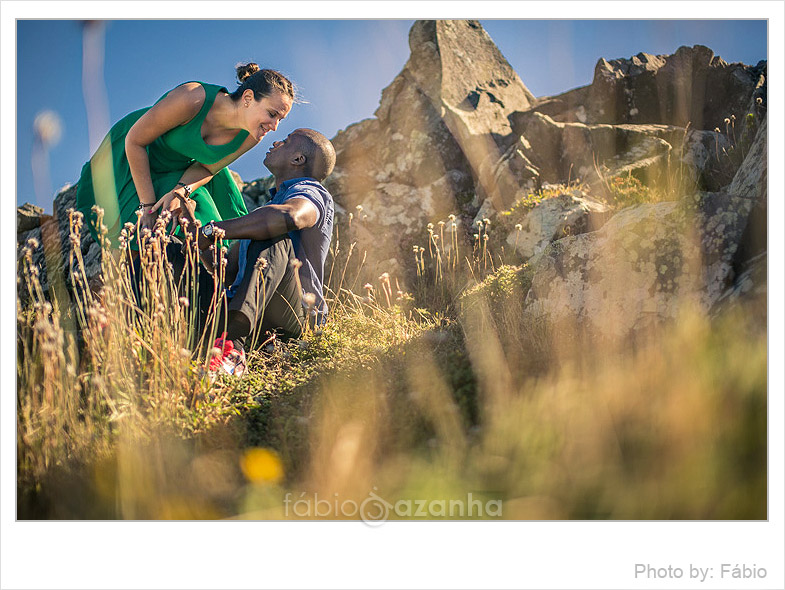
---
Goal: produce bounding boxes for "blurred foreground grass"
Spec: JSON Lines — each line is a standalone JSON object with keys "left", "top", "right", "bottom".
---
{"left": 16, "top": 194, "right": 766, "bottom": 520}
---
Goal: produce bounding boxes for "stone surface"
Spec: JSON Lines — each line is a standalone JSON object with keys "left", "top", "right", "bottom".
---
{"left": 509, "top": 111, "right": 737, "bottom": 190}
{"left": 241, "top": 174, "right": 276, "bottom": 211}
{"left": 17, "top": 203, "right": 46, "bottom": 235}
{"left": 506, "top": 193, "right": 611, "bottom": 261}
{"left": 325, "top": 19, "right": 531, "bottom": 272}
{"left": 406, "top": 20, "right": 536, "bottom": 210}
{"left": 521, "top": 116, "right": 767, "bottom": 341}
{"left": 529, "top": 45, "right": 765, "bottom": 132}
{"left": 17, "top": 184, "right": 102, "bottom": 302}
{"left": 17, "top": 22, "right": 767, "bottom": 314}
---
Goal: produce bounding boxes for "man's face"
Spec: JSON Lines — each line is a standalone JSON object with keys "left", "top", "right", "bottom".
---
{"left": 263, "top": 131, "right": 306, "bottom": 174}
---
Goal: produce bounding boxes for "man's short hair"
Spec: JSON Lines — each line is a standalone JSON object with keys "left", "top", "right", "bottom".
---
{"left": 294, "top": 128, "right": 336, "bottom": 181}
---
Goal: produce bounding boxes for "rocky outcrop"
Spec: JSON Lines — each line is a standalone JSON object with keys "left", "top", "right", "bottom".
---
{"left": 521, "top": 115, "right": 767, "bottom": 341}
{"left": 325, "top": 19, "right": 536, "bottom": 276}
{"left": 18, "top": 21, "right": 767, "bottom": 320}
{"left": 505, "top": 191, "right": 611, "bottom": 261}
{"left": 509, "top": 111, "right": 737, "bottom": 189}
{"left": 530, "top": 45, "right": 766, "bottom": 131}
{"left": 17, "top": 185, "right": 102, "bottom": 301}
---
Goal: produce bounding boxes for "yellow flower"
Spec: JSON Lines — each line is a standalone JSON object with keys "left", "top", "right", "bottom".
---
{"left": 241, "top": 447, "right": 284, "bottom": 484}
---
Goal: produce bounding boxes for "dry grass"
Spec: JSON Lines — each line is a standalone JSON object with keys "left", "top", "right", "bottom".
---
{"left": 16, "top": 176, "right": 767, "bottom": 520}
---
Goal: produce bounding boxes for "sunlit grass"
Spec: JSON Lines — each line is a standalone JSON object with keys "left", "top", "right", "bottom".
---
{"left": 17, "top": 158, "right": 766, "bottom": 520}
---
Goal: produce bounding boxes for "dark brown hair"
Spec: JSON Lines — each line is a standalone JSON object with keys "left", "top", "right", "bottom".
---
{"left": 230, "top": 62, "right": 295, "bottom": 102}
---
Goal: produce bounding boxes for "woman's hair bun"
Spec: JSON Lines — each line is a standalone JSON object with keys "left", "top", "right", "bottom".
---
{"left": 236, "top": 62, "right": 261, "bottom": 83}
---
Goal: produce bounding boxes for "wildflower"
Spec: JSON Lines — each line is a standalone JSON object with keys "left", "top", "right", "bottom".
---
{"left": 356, "top": 205, "right": 363, "bottom": 213}
{"left": 724, "top": 118, "right": 730, "bottom": 125}
{"left": 730, "top": 115, "right": 735, "bottom": 121}
{"left": 756, "top": 97, "right": 763, "bottom": 105}
{"left": 438, "top": 220, "right": 445, "bottom": 226}
{"left": 448, "top": 214, "right": 456, "bottom": 221}
{"left": 303, "top": 292, "right": 316, "bottom": 307}
{"left": 714, "top": 127, "right": 720, "bottom": 133}
{"left": 427, "top": 223, "right": 434, "bottom": 231}
{"left": 254, "top": 257, "right": 268, "bottom": 270}
{"left": 179, "top": 297, "right": 190, "bottom": 308}
{"left": 483, "top": 218, "right": 491, "bottom": 226}
{"left": 26, "top": 237, "right": 40, "bottom": 249}
{"left": 515, "top": 223, "right": 523, "bottom": 231}
{"left": 210, "top": 347, "right": 223, "bottom": 358}
{"left": 179, "top": 348, "right": 191, "bottom": 359}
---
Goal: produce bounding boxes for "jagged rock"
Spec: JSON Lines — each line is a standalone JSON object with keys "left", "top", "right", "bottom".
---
{"left": 522, "top": 116, "right": 767, "bottom": 341}
{"left": 506, "top": 192, "right": 611, "bottom": 260}
{"left": 712, "top": 252, "right": 766, "bottom": 316}
{"left": 17, "top": 203, "right": 48, "bottom": 235}
{"left": 523, "top": 193, "right": 744, "bottom": 340}
{"left": 529, "top": 45, "right": 765, "bottom": 132}
{"left": 325, "top": 20, "right": 534, "bottom": 274}
{"left": 510, "top": 110, "right": 736, "bottom": 189}
{"left": 17, "top": 184, "right": 102, "bottom": 302}
{"left": 406, "top": 20, "right": 536, "bottom": 210}
{"left": 728, "top": 115, "right": 767, "bottom": 277}
{"left": 241, "top": 174, "right": 276, "bottom": 211}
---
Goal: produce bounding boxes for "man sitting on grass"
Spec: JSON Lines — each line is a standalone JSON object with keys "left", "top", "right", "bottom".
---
{"left": 178, "top": 128, "right": 336, "bottom": 377}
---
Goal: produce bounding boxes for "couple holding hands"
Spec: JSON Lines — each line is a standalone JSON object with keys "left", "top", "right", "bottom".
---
{"left": 76, "top": 63, "right": 336, "bottom": 377}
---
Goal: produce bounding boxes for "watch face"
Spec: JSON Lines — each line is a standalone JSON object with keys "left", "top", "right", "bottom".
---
{"left": 202, "top": 223, "right": 213, "bottom": 237}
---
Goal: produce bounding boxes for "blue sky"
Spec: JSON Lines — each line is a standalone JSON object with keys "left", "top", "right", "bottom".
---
{"left": 16, "top": 19, "right": 767, "bottom": 210}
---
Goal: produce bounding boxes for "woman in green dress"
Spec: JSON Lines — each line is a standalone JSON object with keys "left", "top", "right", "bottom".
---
{"left": 75, "top": 63, "right": 294, "bottom": 247}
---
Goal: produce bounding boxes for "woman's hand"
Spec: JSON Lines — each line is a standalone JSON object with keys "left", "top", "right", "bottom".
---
{"left": 151, "top": 189, "right": 188, "bottom": 232}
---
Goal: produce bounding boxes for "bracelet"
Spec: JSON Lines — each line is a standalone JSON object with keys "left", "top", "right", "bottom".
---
{"left": 176, "top": 182, "right": 192, "bottom": 198}
{"left": 137, "top": 202, "right": 154, "bottom": 211}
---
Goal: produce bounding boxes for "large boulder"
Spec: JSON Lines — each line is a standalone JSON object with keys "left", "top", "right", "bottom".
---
{"left": 17, "top": 185, "right": 102, "bottom": 303}
{"left": 505, "top": 191, "right": 611, "bottom": 261}
{"left": 529, "top": 45, "right": 766, "bottom": 131}
{"left": 509, "top": 110, "right": 736, "bottom": 190}
{"left": 324, "top": 19, "right": 536, "bottom": 277}
{"left": 521, "top": 115, "right": 767, "bottom": 341}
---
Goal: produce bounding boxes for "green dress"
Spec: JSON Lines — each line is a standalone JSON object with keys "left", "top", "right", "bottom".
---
{"left": 76, "top": 82, "right": 249, "bottom": 247}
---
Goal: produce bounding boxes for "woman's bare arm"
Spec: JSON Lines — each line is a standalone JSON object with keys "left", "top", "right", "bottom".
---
{"left": 125, "top": 82, "right": 205, "bottom": 205}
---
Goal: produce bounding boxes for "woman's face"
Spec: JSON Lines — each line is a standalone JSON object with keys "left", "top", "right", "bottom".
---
{"left": 244, "top": 90, "right": 292, "bottom": 141}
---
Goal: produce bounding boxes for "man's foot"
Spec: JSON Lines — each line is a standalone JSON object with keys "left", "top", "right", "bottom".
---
{"left": 209, "top": 332, "right": 247, "bottom": 378}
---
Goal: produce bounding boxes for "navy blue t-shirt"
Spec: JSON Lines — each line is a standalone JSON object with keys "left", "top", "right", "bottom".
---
{"left": 227, "top": 177, "right": 334, "bottom": 322}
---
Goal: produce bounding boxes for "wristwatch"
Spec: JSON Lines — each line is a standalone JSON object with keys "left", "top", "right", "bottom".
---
{"left": 201, "top": 221, "right": 216, "bottom": 239}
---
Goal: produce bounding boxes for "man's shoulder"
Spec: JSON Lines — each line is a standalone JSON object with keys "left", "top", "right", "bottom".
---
{"left": 282, "top": 178, "right": 333, "bottom": 205}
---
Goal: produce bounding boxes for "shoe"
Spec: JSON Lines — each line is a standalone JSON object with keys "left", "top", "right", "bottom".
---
{"left": 209, "top": 332, "right": 247, "bottom": 378}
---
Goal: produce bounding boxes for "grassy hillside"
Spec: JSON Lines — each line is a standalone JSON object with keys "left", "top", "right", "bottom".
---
{"left": 16, "top": 183, "right": 766, "bottom": 520}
